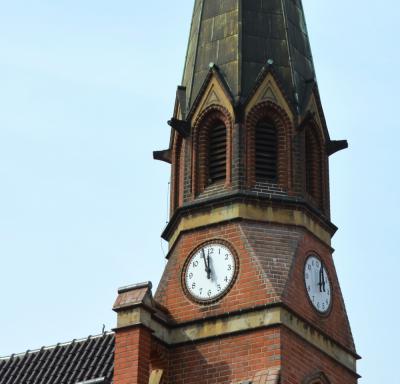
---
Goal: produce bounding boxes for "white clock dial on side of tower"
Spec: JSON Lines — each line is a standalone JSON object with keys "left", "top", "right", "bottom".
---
{"left": 184, "top": 242, "right": 237, "bottom": 303}
{"left": 304, "top": 254, "right": 332, "bottom": 314}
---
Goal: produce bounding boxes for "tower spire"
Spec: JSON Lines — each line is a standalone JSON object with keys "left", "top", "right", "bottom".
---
{"left": 113, "top": 3, "right": 360, "bottom": 384}
{"left": 182, "top": 0, "right": 316, "bottom": 112}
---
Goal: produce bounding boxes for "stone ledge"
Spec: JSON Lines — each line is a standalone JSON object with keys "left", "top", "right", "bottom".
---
{"left": 114, "top": 299, "right": 358, "bottom": 375}
{"left": 163, "top": 199, "right": 335, "bottom": 250}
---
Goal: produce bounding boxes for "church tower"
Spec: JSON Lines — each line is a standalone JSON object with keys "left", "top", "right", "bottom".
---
{"left": 113, "top": 1, "right": 360, "bottom": 383}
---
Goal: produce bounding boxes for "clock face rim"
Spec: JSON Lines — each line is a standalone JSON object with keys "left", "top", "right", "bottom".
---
{"left": 182, "top": 240, "right": 239, "bottom": 305}
{"left": 303, "top": 253, "right": 333, "bottom": 316}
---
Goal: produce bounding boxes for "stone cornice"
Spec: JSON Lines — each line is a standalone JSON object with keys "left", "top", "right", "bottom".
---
{"left": 114, "top": 303, "right": 359, "bottom": 377}
{"left": 162, "top": 193, "right": 337, "bottom": 249}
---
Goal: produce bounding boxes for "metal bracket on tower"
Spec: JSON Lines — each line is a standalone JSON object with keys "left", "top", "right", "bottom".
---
{"left": 327, "top": 140, "right": 349, "bottom": 156}
{"left": 153, "top": 149, "right": 172, "bottom": 164}
{"left": 167, "top": 118, "right": 190, "bottom": 138}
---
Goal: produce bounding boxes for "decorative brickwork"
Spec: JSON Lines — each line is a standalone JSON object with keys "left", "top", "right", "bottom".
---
{"left": 281, "top": 328, "right": 357, "bottom": 384}
{"left": 191, "top": 105, "right": 233, "bottom": 197}
{"left": 304, "top": 120, "right": 329, "bottom": 214}
{"left": 245, "top": 101, "right": 293, "bottom": 192}
{"left": 170, "top": 132, "right": 185, "bottom": 214}
{"left": 166, "top": 328, "right": 281, "bottom": 384}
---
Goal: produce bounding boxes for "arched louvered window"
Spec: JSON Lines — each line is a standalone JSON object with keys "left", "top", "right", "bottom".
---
{"left": 255, "top": 119, "right": 277, "bottom": 181}
{"left": 208, "top": 122, "right": 227, "bottom": 184}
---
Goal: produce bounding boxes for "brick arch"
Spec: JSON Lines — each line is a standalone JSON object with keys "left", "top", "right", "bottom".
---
{"left": 304, "top": 118, "right": 329, "bottom": 214}
{"left": 302, "top": 371, "right": 331, "bottom": 384}
{"left": 149, "top": 341, "right": 168, "bottom": 383}
{"left": 245, "top": 101, "right": 293, "bottom": 190}
{"left": 191, "top": 105, "right": 233, "bottom": 196}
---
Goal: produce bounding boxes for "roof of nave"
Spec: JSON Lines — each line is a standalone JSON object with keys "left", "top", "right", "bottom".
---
{"left": 0, "top": 332, "right": 114, "bottom": 384}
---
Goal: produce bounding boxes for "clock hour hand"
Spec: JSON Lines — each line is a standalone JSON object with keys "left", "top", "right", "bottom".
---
{"left": 207, "top": 254, "right": 211, "bottom": 280}
{"left": 201, "top": 249, "right": 211, "bottom": 279}
{"left": 321, "top": 267, "right": 326, "bottom": 292}
{"left": 319, "top": 266, "right": 323, "bottom": 293}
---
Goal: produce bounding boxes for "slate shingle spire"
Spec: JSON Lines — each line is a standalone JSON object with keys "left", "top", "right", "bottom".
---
{"left": 182, "top": 0, "right": 316, "bottom": 112}
{"left": 154, "top": 0, "right": 349, "bottom": 223}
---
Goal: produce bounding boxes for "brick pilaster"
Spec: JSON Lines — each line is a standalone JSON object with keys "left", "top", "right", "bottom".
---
{"left": 114, "top": 326, "right": 151, "bottom": 384}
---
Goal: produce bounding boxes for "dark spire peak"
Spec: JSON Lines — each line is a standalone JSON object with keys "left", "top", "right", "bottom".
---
{"left": 182, "top": 0, "right": 316, "bottom": 115}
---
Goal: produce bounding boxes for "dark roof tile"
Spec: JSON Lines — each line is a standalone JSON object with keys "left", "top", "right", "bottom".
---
{"left": 0, "top": 333, "right": 114, "bottom": 384}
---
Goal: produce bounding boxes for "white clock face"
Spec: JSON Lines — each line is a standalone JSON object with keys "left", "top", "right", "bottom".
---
{"left": 304, "top": 255, "right": 332, "bottom": 314}
{"left": 184, "top": 242, "right": 237, "bottom": 302}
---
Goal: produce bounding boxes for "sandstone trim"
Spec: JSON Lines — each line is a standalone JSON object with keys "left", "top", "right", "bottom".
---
{"left": 114, "top": 305, "right": 358, "bottom": 374}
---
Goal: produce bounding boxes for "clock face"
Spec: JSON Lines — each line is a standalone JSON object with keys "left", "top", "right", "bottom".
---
{"left": 304, "top": 255, "right": 332, "bottom": 314}
{"left": 183, "top": 242, "right": 237, "bottom": 303}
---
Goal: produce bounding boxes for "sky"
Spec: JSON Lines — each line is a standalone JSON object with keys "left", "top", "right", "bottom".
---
{"left": 0, "top": 1, "right": 398, "bottom": 383}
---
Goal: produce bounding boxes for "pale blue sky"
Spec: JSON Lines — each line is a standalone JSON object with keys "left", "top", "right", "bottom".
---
{"left": 0, "top": 1, "right": 398, "bottom": 383}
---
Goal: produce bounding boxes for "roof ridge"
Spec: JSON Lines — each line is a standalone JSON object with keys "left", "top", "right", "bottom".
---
{"left": 0, "top": 331, "right": 115, "bottom": 361}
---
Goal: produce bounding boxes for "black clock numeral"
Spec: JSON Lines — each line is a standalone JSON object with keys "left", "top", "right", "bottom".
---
{"left": 224, "top": 276, "right": 228, "bottom": 282}
{"left": 227, "top": 264, "right": 232, "bottom": 271}
{"left": 189, "top": 273, "right": 193, "bottom": 279}
{"left": 199, "top": 288, "right": 203, "bottom": 294}
{"left": 208, "top": 290, "right": 212, "bottom": 297}
{"left": 193, "top": 261, "right": 199, "bottom": 268}
{"left": 209, "top": 247, "right": 214, "bottom": 255}
{"left": 225, "top": 254, "right": 229, "bottom": 260}
{"left": 307, "top": 285, "right": 311, "bottom": 292}
{"left": 192, "top": 282, "right": 196, "bottom": 289}
{"left": 217, "top": 284, "right": 221, "bottom": 292}
{"left": 308, "top": 265, "right": 311, "bottom": 271}
{"left": 305, "top": 273, "right": 309, "bottom": 279}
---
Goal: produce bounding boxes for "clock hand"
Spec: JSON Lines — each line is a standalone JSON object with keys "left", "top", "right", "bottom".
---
{"left": 319, "top": 266, "right": 323, "bottom": 293}
{"left": 201, "top": 249, "right": 211, "bottom": 279}
{"left": 207, "top": 254, "right": 211, "bottom": 280}
{"left": 201, "top": 249, "right": 208, "bottom": 273}
{"left": 321, "top": 267, "right": 326, "bottom": 292}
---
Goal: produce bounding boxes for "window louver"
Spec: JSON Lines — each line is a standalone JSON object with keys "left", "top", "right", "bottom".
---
{"left": 209, "top": 123, "right": 227, "bottom": 183}
{"left": 255, "top": 120, "right": 277, "bottom": 181}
